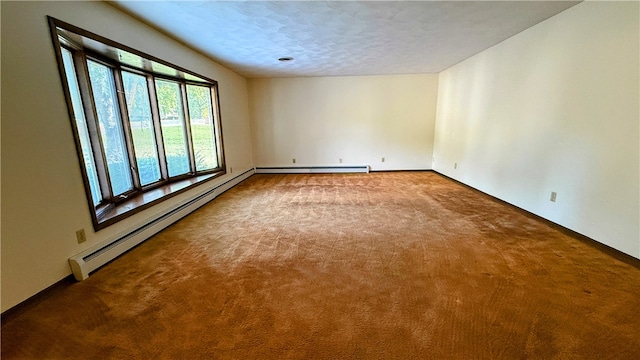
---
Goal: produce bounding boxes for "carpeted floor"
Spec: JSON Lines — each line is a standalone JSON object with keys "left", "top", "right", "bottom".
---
{"left": 2, "top": 172, "right": 640, "bottom": 359}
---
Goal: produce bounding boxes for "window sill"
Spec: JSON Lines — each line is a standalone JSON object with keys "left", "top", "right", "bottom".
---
{"left": 94, "top": 171, "right": 225, "bottom": 230}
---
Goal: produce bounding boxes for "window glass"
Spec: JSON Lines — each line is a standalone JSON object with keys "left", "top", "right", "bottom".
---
{"left": 155, "top": 79, "right": 190, "bottom": 177}
{"left": 122, "top": 71, "right": 161, "bottom": 186}
{"left": 61, "top": 49, "right": 102, "bottom": 205}
{"left": 51, "top": 17, "right": 227, "bottom": 229}
{"left": 87, "top": 60, "right": 133, "bottom": 196}
{"left": 187, "top": 85, "right": 218, "bottom": 171}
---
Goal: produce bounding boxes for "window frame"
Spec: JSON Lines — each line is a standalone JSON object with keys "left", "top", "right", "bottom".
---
{"left": 48, "top": 16, "right": 226, "bottom": 231}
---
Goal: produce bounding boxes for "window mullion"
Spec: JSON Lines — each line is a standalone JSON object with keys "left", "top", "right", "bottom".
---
{"left": 113, "top": 67, "right": 142, "bottom": 191}
{"left": 148, "top": 75, "right": 169, "bottom": 180}
{"left": 181, "top": 83, "right": 196, "bottom": 174}
{"left": 75, "top": 52, "right": 114, "bottom": 203}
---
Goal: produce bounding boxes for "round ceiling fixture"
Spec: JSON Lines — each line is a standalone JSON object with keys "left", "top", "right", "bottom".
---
{"left": 278, "top": 57, "right": 294, "bottom": 62}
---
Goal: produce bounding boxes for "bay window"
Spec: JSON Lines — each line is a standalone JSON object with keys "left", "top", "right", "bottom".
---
{"left": 49, "top": 17, "right": 225, "bottom": 230}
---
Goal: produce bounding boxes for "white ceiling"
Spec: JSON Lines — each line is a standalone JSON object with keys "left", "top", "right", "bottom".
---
{"left": 109, "top": 1, "right": 581, "bottom": 78}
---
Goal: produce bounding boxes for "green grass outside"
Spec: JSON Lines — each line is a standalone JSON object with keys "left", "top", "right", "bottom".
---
{"left": 131, "top": 124, "right": 217, "bottom": 169}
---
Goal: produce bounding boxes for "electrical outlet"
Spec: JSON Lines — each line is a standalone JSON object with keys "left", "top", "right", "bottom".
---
{"left": 550, "top": 192, "right": 557, "bottom": 202}
{"left": 292, "top": 158, "right": 296, "bottom": 164}
{"left": 339, "top": 158, "right": 342, "bottom": 164}
{"left": 454, "top": 162, "right": 458, "bottom": 169}
{"left": 76, "top": 229, "right": 87, "bottom": 244}
{"left": 381, "top": 157, "right": 385, "bottom": 163}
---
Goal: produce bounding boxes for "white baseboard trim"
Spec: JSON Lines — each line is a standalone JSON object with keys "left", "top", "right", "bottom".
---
{"left": 68, "top": 167, "right": 255, "bottom": 280}
{"left": 255, "top": 166, "right": 369, "bottom": 174}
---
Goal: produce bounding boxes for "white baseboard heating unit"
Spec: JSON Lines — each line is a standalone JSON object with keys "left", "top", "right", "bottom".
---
{"left": 255, "top": 166, "right": 369, "bottom": 174}
{"left": 68, "top": 168, "right": 254, "bottom": 281}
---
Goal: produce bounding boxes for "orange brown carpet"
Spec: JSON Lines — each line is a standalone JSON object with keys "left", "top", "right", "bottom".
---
{"left": 2, "top": 172, "right": 640, "bottom": 359}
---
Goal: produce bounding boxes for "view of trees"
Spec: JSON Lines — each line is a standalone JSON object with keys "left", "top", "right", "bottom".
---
{"left": 123, "top": 71, "right": 161, "bottom": 185}
{"left": 87, "top": 60, "right": 133, "bottom": 195}
{"left": 78, "top": 61, "right": 219, "bottom": 194}
{"left": 186, "top": 85, "right": 212, "bottom": 123}
{"left": 55, "top": 21, "right": 224, "bottom": 227}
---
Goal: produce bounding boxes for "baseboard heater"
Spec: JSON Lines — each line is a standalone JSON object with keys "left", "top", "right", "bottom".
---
{"left": 255, "top": 166, "right": 369, "bottom": 174}
{"left": 68, "top": 168, "right": 255, "bottom": 281}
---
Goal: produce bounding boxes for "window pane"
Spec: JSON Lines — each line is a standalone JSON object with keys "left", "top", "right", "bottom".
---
{"left": 155, "top": 79, "right": 190, "bottom": 177}
{"left": 187, "top": 85, "right": 218, "bottom": 171}
{"left": 122, "top": 71, "right": 161, "bottom": 186}
{"left": 87, "top": 60, "right": 133, "bottom": 196}
{"left": 61, "top": 49, "right": 102, "bottom": 205}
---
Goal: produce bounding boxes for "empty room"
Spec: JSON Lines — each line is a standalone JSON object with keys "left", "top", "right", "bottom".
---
{"left": 1, "top": 0, "right": 639, "bottom": 358}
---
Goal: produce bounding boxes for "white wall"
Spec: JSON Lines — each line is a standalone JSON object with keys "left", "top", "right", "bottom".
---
{"left": 434, "top": 1, "right": 639, "bottom": 258}
{"left": 1, "top": 1, "right": 254, "bottom": 311}
{"left": 248, "top": 75, "right": 439, "bottom": 170}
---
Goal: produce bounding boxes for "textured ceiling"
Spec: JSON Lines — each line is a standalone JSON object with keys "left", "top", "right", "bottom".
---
{"left": 109, "top": 1, "right": 581, "bottom": 78}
